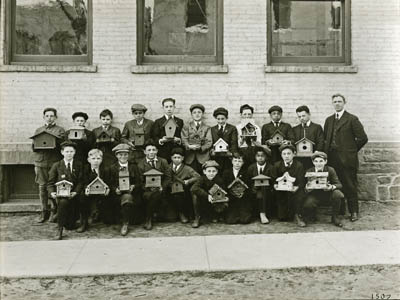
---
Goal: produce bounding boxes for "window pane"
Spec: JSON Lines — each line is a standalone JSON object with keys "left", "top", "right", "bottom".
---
{"left": 144, "top": 0, "right": 216, "bottom": 56}
{"left": 272, "top": 0, "right": 342, "bottom": 57}
{"left": 15, "top": 0, "right": 88, "bottom": 55}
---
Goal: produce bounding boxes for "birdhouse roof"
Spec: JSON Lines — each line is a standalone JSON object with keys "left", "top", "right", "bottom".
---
{"left": 305, "top": 171, "right": 329, "bottom": 178}
{"left": 87, "top": 176, "right": 108, "bottom": 188}
{"left": 68, "top": 126, "right": 85, "bottom": 131}
{"left": 295, "top": 137, "right": 315, "bottom": 145}
{"left": 272, "top": 129, "right": 284, "bottom": 137}
{"left": 227, "top": 177, "right": 249, "bottom": 189}
{"left": 276, "top": 172, "right": 296, "bottom": 183}
{"left": 30, "top": 130, "right": 61, "bottom": 139}
{"left": 213, "top": 138, "right": 228, "bottom": 147}
{"left": 55, "top": 180, "right": 73, "bottom": 186}
{"left": 252, "top": 174, "right": 271, "bottom": 180}
{"left": 143, "top": 169, "right": 164, "bottom": 176}
{"left": 162, "top": 117, "right": 178, "bottom": 127}
{"left": 209, "top": 184, "right": 227, "bottom": 195}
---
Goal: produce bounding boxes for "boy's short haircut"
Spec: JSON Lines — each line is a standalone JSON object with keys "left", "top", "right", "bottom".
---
{"left": 43, "top": 107, "right": 57, "bottom": 116}
{"left": 162, "top": 97, "right": 176, "bottom": 106}
{"left": 295, "top": 105, "right": 310, "bottom": 114}
{"left": 231, "top": 151, "right": 244, "bottom": 160}
{"left": 61, "top": 141, "right": 77, "bottom": 150}
{"left": 88, "top": 148, "right": 103, "bottom": 158}
{"left": 171, "top": 147, "right": 184, "bottom": 157}
{"left": 144, "top": 139, "right": 158, "bottom": 149}
{"left": 99, "top": 109, "right": 113, "bottom": 119}
{"left": 254, "top": 146, "right": 269, "bottom": 157}
{"left": 72, "top": 112, "right": 89, "bottom": 120}
{"left": 332, "top": 93, "right": 346, "bottom": 103}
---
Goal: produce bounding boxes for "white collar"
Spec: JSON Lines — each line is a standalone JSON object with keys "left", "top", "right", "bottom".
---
{"left": 136, "top": 119, "right": 144, "bottom": 125}
{"left": 102, "top": 125, "right": 110, "bottom": 131}
{"left": 64, "top": 159, "right": 73, "bottom": 167}
{"left": 165, "top": 115, "right": 174, "bottom": 120}
{"left": 173, "top": 163, "right": 182, "bottom": 171}
{"left": 284, "top": 161, "right": 292, "bottom": 168}
{"left": 272, "top": 120, "right": 281, "bottom": 125}
{"left": 119, "top": 162, "right": 128, "bottom": 168}
{"left": 335, "top": 110, "right": 345, "bottom": 119}
{"left": 233, "top": 168, "right": 240, "bottom": 177}
{"left": 303, "top": 120, "right": 311, "bottom": 127}
{"left": 257, "top": 163, "right": 266, "bottom": 169}
{"left": 218, "top": 124, "right": 225, "bottom": 130}
{"left": 146, "top": 157, "right": 158, "bottom": 163}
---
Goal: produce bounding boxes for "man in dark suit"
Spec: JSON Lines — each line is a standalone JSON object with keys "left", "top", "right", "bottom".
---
{"left": 324, "top": 94, "right": 368, "bottom": 222}
{"left": 151, "top": 98, "right": 184, "bottom": 162}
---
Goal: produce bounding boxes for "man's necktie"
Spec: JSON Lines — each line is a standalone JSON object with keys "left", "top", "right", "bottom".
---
{"left": 275, "top": 122, "right": 279, "bottom": 127}
{"left": 150, "top": 160, "right": 155, "bottom": 168}
{"left": 258, "top": 167, "right": 263, "bottom": 175}
{"left": 196, "top": 123, "right": 200, "bottom": 130}
{"left": 218, "top": 126, "right": 224, "bottom": 137}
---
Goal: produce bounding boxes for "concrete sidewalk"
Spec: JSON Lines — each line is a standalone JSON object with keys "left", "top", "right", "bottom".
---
{"left": 1, "top": 230, "right": 399, "bottom": 278}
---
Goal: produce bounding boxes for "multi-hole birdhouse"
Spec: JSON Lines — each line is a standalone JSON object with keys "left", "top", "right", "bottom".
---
{"left": 270, "top": 130, "right": 285, "bottom": 145}
{"left": 227, "top": 177, "right": 249, "bottom": 198}
{"left": 274, "top": 171, "right": 297, "bottom": 191}
{"left": 164, "top": 118, "right": 177, "bottom": 139}
{"left": 30, "top": 130, "right": 59, "bottom": 150}
{"left": 118, "top": 167, "right": 130, "bottom": 192}
{"left": 87, "top": 177, "right": 109, "bottom": 195}
{"left": 305, "top": 172, "right": 329, "bottom": 190}
{"left": 208, "top": 184, "right": 228, "bottom": 203}
{"left": 133, "top": 127, "right": 145, "bottom": 146}
{"left": 240, "top": 122, "right": 257, "bottom": 140}
{"left": 96, "top": 131, "right": 114, "bottom": 144}
{"left": 68, "top": 126, "right": 85, "bottom": 140}
{"left": 143, "top": 169, "right": 163, "bottom": 188}
{"left": 252, "top": 174, "right": 271, "bottom": 187}
{"left": 295, "top": 137, "right": 315, "bottom": 157}
{"left": 213, "top": 138, "right": 229, "bottom": 153}
{"left": 56, "top": 180, "right": 73, "bottom": 197}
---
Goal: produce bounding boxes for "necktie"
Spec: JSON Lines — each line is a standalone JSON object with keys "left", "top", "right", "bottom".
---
{"left": 196, "top": 122, "right": 200, "bottom": 130}
{"left": 258, "top": 167, "right": 263, "bottom": 175}
{"left": 150, "top": 160, "right": 155, "bottom": 168}
{"left": 67, "top": 163, "right": 72, "bottom": 175}
{"left": 93, "top": 169, "right": 98, "bottom": 175}
{"left": 173, "top": 165, "right": 177, "bottom": 173}
{"left": 218, "top": 126, "right": 224, "bottom": 137}
{"left": 336, "top": 113, "right": 339, "bottom": 120}
{"left": 275, "top": 122, "right": 279, "bottom": 127}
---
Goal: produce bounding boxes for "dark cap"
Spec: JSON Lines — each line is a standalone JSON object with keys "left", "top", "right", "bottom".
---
{"left": 240, "top": 104, "right": 254, "bottom": 114}
{"left": 279, "top": 143, "right": 296, "bottom": 153}
{"left": 131, "top": 104, "right": 147, "bottom": 113}
{"left": 112, "top": 143, "right": 130, "bottom": 154}
{"left": 190, "top": 104, "right": 205, "bottom": 113}
{"left": 72, "top": 112, "right": 89, "bottom": 121}
{"left": 311, "top": 151, "right": 328, "bottom": 161}
{"left": 171, "top": 147, "right": 185, "bottom": 157}
{"left": 61, "top": 141, "right": 77, "bottom": 149}
{"left": 213, "top": 107, "right": 228, "bottom": 118}
{"left": 202, "top": 160, "right": 220, "bottom": 170}
{"left": 268, "top": 105, "right": 283, "bottom": 114}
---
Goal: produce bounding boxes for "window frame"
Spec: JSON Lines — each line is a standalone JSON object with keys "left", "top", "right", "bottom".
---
{"left": 4, "top": 0, "right": 93, "bottom": 65}
{"left": 136, "top": 0, "right": 224, "bottom": 65}
{"left": 266, "top": 0, "right": 351, "bottom": 66}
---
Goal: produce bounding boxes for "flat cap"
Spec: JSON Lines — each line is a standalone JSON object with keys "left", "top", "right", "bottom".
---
{"left": 72, "top": 112, "right": 88, "bottom": 120}
{"left": 311, "top": 151, "right": 328, "bottom": 161}
{"left": 131, "top": 104, "right": 147, "bottom": 113}
{"left": 112, "top": 143, "right": 131, "bottom": 154}
{"left": 240, "top": 104, "right": 254, "bottom": 114}
{"left": 190, "top": 104, "right": 205, "bottom": 113}
{"left": 171, "top": 147, "right": 185, "bottom": 156}
{"left": 279, "top": 143, "right": 296, "bottom": 153}
{"left": 61, "top": 141, "right": 77, "bottom": 149}
{"left": 213, "top": 107, "right": 228, "bottom": 118}
{"left": 162, "top": 98, "right": 176, "bottom": 105}
{"left": 202, "top": 160, "right": 220, "bottom": 170}
{"left": 268, "top": 105, "right": 283, "bottom": 114}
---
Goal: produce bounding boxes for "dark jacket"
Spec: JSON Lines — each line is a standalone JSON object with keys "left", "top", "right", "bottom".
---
{"left": 210, "top": 123, "right": 238, "bottom": 153}
{"left": 293, "top": 122, "right": 324, "bottom": 152}
{"left": 108, "top": 162, "right": 142, "bottom": 197}
{"left": 137, "top": 156, "right": 172, "bottom": 190}
{"left": 47, "top": 159, "right": 84, "bottom": 195}
{"left": 151, "top": 116, "right": 184, "bottom": 160}
{"left": 247, "top": 162, "right": 272, "bottom": 187}
{"left": 121, "top": 118, "right": 154, "bottom": 147}
{"left": 222, "top": 167, "right": 250, "bottom": 197}
{"left": 65, "top": 128, "right": 95, "bottom": 163}
{"left": 261, "top": 121, "right": 295, "bottom": 145}
{"left": 82, "top": 163, "right": 110, "bottom": 189}
{"left": 191, "top": 175, "right": 226, "bottom": 199}
{"left": 93, "top": 125, "right": 122, "bottom": 165}
{"left": 270, "top": 160, "right": 305, "bottom": 189}
{"left": 168, "top": 163, "right": 200, "bottom": 188}
{"left": 305, "top": 165, "right": 343, "bottom": 191}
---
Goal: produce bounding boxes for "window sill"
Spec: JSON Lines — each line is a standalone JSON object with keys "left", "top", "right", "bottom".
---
{"left": 264, "top": 65, "right": 358, "bottom": 73}
{"left": 131, "top": 64, "right": 229, "bottom": 74}
{"left": 0, "top": 65, "right": 98, "bottom": 73}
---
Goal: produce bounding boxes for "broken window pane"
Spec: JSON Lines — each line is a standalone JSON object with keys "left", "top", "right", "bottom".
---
{"left": 15, "top": 0, "right": 88, "bottom": 55}
{"left": 144, "top": 0, "right": 216, "bottom": 56}
{"left": 272, "top": 1, "right": 342, "bottom": 57}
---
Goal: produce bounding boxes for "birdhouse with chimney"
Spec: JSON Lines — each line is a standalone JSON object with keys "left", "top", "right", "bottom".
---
{"left": 270, "top": 130, "right": 285, "bottom": 145}
{"left": 240, "top": 122, "right": 257, "bottom": 140}
{"left": 56, "top": 180, "right": 73, "bottom": 197}
{"left": 96, "top": 130, "right": 114, "bottom": 144}
{"left": 274, "top": 172, "right": 297, "bottom": 192}
{"left": 208, "top": 184, "right": 228, "bottom": 203}
{"left": 30, "top": 130, "right": 59, "bottom": 150}
{"left": 163, "top": 118, "right": 177, "bottom": 139}
{"left": 68, "top": 126, "right": 85, "bottom": 140}
{"left": 132, "top": 127, "right": 145, "bottom": 146}
{"left": 227, "top": 177, "right": 249, "bottom": 198}
{"left": 143, "top": 169, "right": 163, "bottom": 188}
{"left": 118, "top": 167, "right": 130, "bottom": 192}
{"left": 252, "top": 174, "right": 271, "bottom": 187}
{"left": 87, "top": 177, "right": 109, "bottom": 195}
{"left": 213, "top": 138, "right": 229, "bottom": 153}
{"left": 305, "top": 172, "right": 329, "bottom": 190}
{"left": 295, "top": 137, "right": 315, "bottom": 157}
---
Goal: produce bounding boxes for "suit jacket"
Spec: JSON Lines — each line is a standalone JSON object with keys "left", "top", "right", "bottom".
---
{"left": 305, "top": 165, "right": 342, "bottom": 190}
{"left": 93, "top": 125, "right": 121, "bottom": 165}
{"left": 151, "top": 116, "right": 184, "bottom": 160}
{"left": 108, "top": 162, "right": 142, "bottom": 197}
{"left": 247, "top": 162, "right": 272, "bottom": 186}
{"left": 66, "top": 128, "right": 95, "bottom": 163}
{"left": 137, "top": 156, "right": 172, "bottom": 190}
{"left": 323, "top": 111, "right": 368, "bottom": 170}
{"left": 210, "top": 123, "right": 238, "bottom": 153}
{"left": 32, "top": 123, "right": 65, "bottom": 168}
{"left": 181, "top": 120, "right": 213, "bottom": 164}
{"left": 168, "top": 163, "right": 200, "bottom": 189}
{"left": 121, "top": 118, "right": 154, "bottom": 147}
{"left": 222, "top": 167, "right": 250, "bottom": 197}
{"left": 47, "top": 159, "right": 84, "bottom": 195}
{"left": 191, "top": 175, "right": 226, "bottom": 199}
{"left": 261, "top": 121, "right": 295, "bottom": 145}
{"left": 293, "top": 122, "right": 324, "bottom": 152}
{"left": 270, "top": 160, "right": 305, "bottom": 189}
{"left": 82, "top": 163, "right": 110, "bottom": 189}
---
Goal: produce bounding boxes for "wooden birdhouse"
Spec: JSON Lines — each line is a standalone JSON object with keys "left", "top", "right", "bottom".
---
{"left": 274, "top": 172, "right": 297, "bottom": 192}
{"left": 295, "top": 137, "right": 315, "bottom": 157}
{"left": 143, "top": 169, "right": 163, "bottom": 188}
{"left": 240, "top": 122, "right": 257, "bottom": 140}
{"left": 132, "top": 127, "right": 145, "bottom": 146}
{"left": 252, "top": 174, "right": 271, "bottom": 187}
{"left": 227, "top": 177, "right": 249, "bottom": 198}
{"left": 171, "top": 179, "right": 185, "bottom": 194}
{"left": 305, "top": 172, "right": 329, "bottom": 190}
{"left": 56, "top": 180, "right": 73, "bottom": 197}
{"left": 208, "top": 184, "right": 228, "bottom": 203}
{"left": 87, "top": 177, "right": 109, "bottom": 195}
{"left": 30, "top": 131, "right": 58, "bottom": 150}
{"left": 118, "top": 167, "right": 130, "bottom": 192}
{"left": 68, "top": 126, "right": 85, "bottom": 140}
{"left": 270, "top": 130, "right": 285, "bottom": 145}
{"left": 96, "top": 131, "right": 114, "bottom": 144}
{"left": 188, "top": 134, "right": 202, "bottom": 146}
{"left": 164, "top": 118, "right": 177, "bottom": 139}
{"left": 213, "top": 138, "right": 229, "bottom": 153}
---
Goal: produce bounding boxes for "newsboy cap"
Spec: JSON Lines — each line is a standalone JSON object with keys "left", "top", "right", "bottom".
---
{"left": 190, "top": 104, "right": 205, "bottom": 113}
{"left": 72, "top": 112, "right": 89, "bottom": 121}
{"left": 279, "top": 143, "right": 296, "bottom": 153}
{"left": 171, "top": 147, "right": 185, "bottom": 157}
{"left": 112, "top": 143, "right": 131, "bottom": 154}
{"left": 311, "top": 151, "right": 328, "bottom": 161}
{"left": 131, "top": 104, "right": 147, "bottom": 113}
{"left": 268, "top": 105, "right": 283, "bottom": 114}
{"left": 240, "top": 104, "right": 254, "bottom": 114}
{"left": 202, "top": 160, "right": 220, "bottom": 170}
{"left": 213, "top": 107, "right": 228, "bottom": 118}
{"left": 61, "top": 141, "right": 77, "bottom": 149}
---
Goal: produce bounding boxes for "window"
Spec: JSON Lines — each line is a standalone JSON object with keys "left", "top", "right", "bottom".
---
{"left": 267, "top": 0, "right": 351, "bottom": 65}
{"left": 5, "top": 0, "right": 92, "bottom": 65}
{"left": 136, "top": 0, "right": 223, "bottom": 65}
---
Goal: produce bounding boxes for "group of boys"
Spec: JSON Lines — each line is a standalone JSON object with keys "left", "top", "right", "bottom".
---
{"left": 32, "top": 95, "right": 368, "bottom": 240}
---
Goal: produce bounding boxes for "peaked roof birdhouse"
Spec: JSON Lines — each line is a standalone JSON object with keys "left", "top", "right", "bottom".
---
{"left": 252, "top": 174, "right": 271, "bottom": 187}
{"left": 295, "top": 137, "right": 315, "bottom": 157}
{"left": 118, "top": 167, "right": 130, "bottom": 191}
{"left": 68, "top": 126, "right": 86, "bottom": 140}
{"left": 171, "top": 178, "right": 185, "bottom": 194}
{"left": 274, "top": 171, "right": 297, "bottom": 191}
{"left": 143, "top": 169, "right": 163, "bottom": 188}
{"left": 30, "top": 130, "right": 59, "bottom": 150}
{"left": 213, "top": 138, "right": 229, "bottom": 153}
{"left": 240, "top": 122, "right": 257, "bottom": 138}
{"left": 270, "top": 130, "right": 285, "bottom": 145}
{"left": 56, "top": 180, "right": 73, "bottom": 197}
{"left": 227, "top": 177, "right": 249, "bottom": 198}
{"left": 163, "top": 118, "right": 177, "bottom": 139}
{"left": 208, "top": 184, "right": 228, "bottom": 203}
{"left": 87, "top": 176, "right": 109, "bottom": 195}
{"left": 96, "top": 131, "right": 114, "bottom": 143}
{"left": 305, "top": 171, "right": 329, "bottom": 190}
{"left": 132, "top": 127, "right": 145, "bottom": 146}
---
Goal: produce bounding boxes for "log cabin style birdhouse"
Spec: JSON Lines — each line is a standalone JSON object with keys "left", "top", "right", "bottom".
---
{"left": 30, "top": 130, "right": 59, "bottom": 150}
{"left": 274, "top": 172, "right": 297, "bottom": 192}
{"left": 208, "top": 184, "right": 228, "bottom": 203}
{"left": 118, "top": 167, "right": 130, "bottom": 192}
{"left": 56, "top": 180, "right": 73, "bottom": 197}
{"left": 143, "top": 169, "right": 163, "bottom": 188}
{"left": 305, "top": 172, "right": 329, "bottom": 190}
{"left": 132, "top": 127, "right": 145, "bottom": 146}
{"left": 295, "top": 137, "right": 315, "bottom": 157}
{"left": 68, "top": 126, "right": 85, "bottom": 140}
{"left": 270, "top": 130, "right": 285, "bottom": 145}
{"left": 163, "top": 118, "right": 177, "bottom": 139}
{"left": 252, "top": 174, "right": 271, "bottom": 187}
{"left": 213, "top": 138, "right": 229, "bottom": 153}
{"left": 87, "top": 177, "right": 109, "bottom": 195}
{"left": 227, "top": 177, "right": 249, "bottom": 198}
{"left": 96, "top": 131, "right": 114, "bottom": 144}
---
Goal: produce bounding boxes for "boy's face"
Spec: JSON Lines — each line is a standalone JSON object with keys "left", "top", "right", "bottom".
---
{"left": 281, "top": 148, "right": 295, "bottom": 164}
{"left": 191, "top": 108, "right": 203, "bottom": 122}
{"left": 116, "top": 152, "right": 129, "bottom": 164}
{"left": 100, "top": 115, "right": 112, "bottom": 126}
{"left": 203, "top": 166, "right": 218, "bottom": 180}
{"left": 313, "top": 157, "right": 327, "bottom": 170}
{"left": 144, "top": 145, "right": 158, "bottom": 160}
{"left": 43, "top": 111, "right": 56, "bottom": 125}
{"left": 61, "top": 146, "right": 76, "bottom": 161}
{"left": 255, "top": 151, "right": 267, "bottom": 165}
{"left": 163, "top": 101, "right": 175, "bottom": 116}
{"left": 241, "top": 109, "right": 253, "bottom": 119}
{"left": 270, "top": 111, "right": 282, "bottom": 122}
{"left": 74, "top": 116, "right": 86, "bottom": 127}
{"left": 232, "top": 157, "right": 244, "bottom": 170}
{"left": 171, "top": 154, "right": 184, "bottom": 166}
{"left": 88, "top": 154, "right": 102, "bottom": 168}
{"left": 215, "top": 114, "right": 227, "bottom": 126}
{"left": 132, "top": 110, "right": 144, "bottom": 121}
{"left": 297, "top": 111, "right": 310, "bottom": 124}
{"left": 332, "top": 96, "right": 345, "bottom": 112}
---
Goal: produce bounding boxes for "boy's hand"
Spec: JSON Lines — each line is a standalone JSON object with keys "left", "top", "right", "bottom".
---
{"left": 127, "top": 141, "right": 135, "bottom": 149}
{"left": 159, "top": 137, "right": 168, "bottom": 145}
{"left": 210, "top": 149, "right": 215, "bottom": 156}
{"left": 174, "top": 137, "right": 181, "bottom": 144}
{"left": 291, "top": 186, "right": 299, "bottom": 193}
{"left": 129, "top": 185, "right": 135, "bottom": 192}
{"left": 266, "top": 139, "right": 274, "bottom": 145}
{"left": 184, "top": 180, "right": 189, "bottom": 186}
{"left": 85, "top": 187, "right": 90, "bottom": 196}
{"left": 208, "top": 194, "right": 214, "bottom": 203}
{"left": 70, "top": 192, "right": 77, "bottom": 198}
{"left": 323, "top": 184, "right": 334, "bottom": 191}
{"left": 115, "top": 187, "right": 121, "bottom": 195}
{"left": 104, "top": 187, "right": 110, "bottom": 196}
{"left": 305, "top": 187, "right": 311, "bottom": 193}
{"left": 252, "top": 140, "right": 261, "bottom": 147}
{"left": 159, "top": 187, "right": 163, "bottom": 192}
{"left": 50, "top": 192, "right": 57, "bottom": 199}
{"left": 189, "top": 144, "right": 200, "bottom": 150}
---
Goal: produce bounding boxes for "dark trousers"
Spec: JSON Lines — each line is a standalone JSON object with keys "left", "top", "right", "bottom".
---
{"left": 213, "top": 155, "right": 232, "bottom": 171}
{"left": 275, "top": 190, "right": 305, "bottom": 221}
{"left": 191, "top": 193, "right": 227, "bottom": 220}
{"left": 303, "top": 189, "right": 344, "bottom": 220}
{"left": 79, "top": 195, "right": 105, "bottom": 219}
{"left": 170, "top": 192, "right": 193, "bottom": 219}
{"left": 329, "top": 150, "right": 359, "bottom": 214}
{"left": 295, "top": 157, "right": 314, "bottom": 173}
{"left": 187, "top": 159, "right": 203, "bottom": 175}
{"left": 35, "top": 166, "right": 54, "bottom": 212}
{"left": 270, "top": 145, "right": 281, "bottom": 164}
{"left": 252, "top": 187, "right": 274, "bottom": 218}
{"left": 57, "top": 196, "right": 78, "bottom": 230}
{"left": 143, "top": 189, "right": 163, "bottom": 220}
{"left": 225, "top": 194, "right": 252, "bottom": 224}
{"left": 119, "top": 193, "right": 142, "bottom": 224}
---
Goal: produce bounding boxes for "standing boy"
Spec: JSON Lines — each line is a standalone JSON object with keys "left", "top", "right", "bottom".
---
{"left": 236, "top": 104, "right": 262, "bottom": 149}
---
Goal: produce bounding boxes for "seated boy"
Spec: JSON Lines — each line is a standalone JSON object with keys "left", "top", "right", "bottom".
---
{"left": 270, "top": 144, "right": 306, "bottom": 227}
{"left": 303, "top": 151, "right": 344, "bottom": 227}
{"left": 137, "top": 140, "right": 171, "bottom": 230}
{"left": 77, "top": 149, "right": 110, "bottom": 233}
{"left": 168, "top": 147, "right": 200, "bottom": 223}
{"left": 190, "top": 160, "right": 228, "bottom": 228}
{"left": 247, "top": 147, "right": 273, "bottom": 224}
{"left": 48, "top": 141, "right": 83, "bottom": 240}
{"left": 223, "top": 152, "right": 252, "bottom": 224}
{"left": 109, "top": 144, "right": 142, "bottom": 236}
